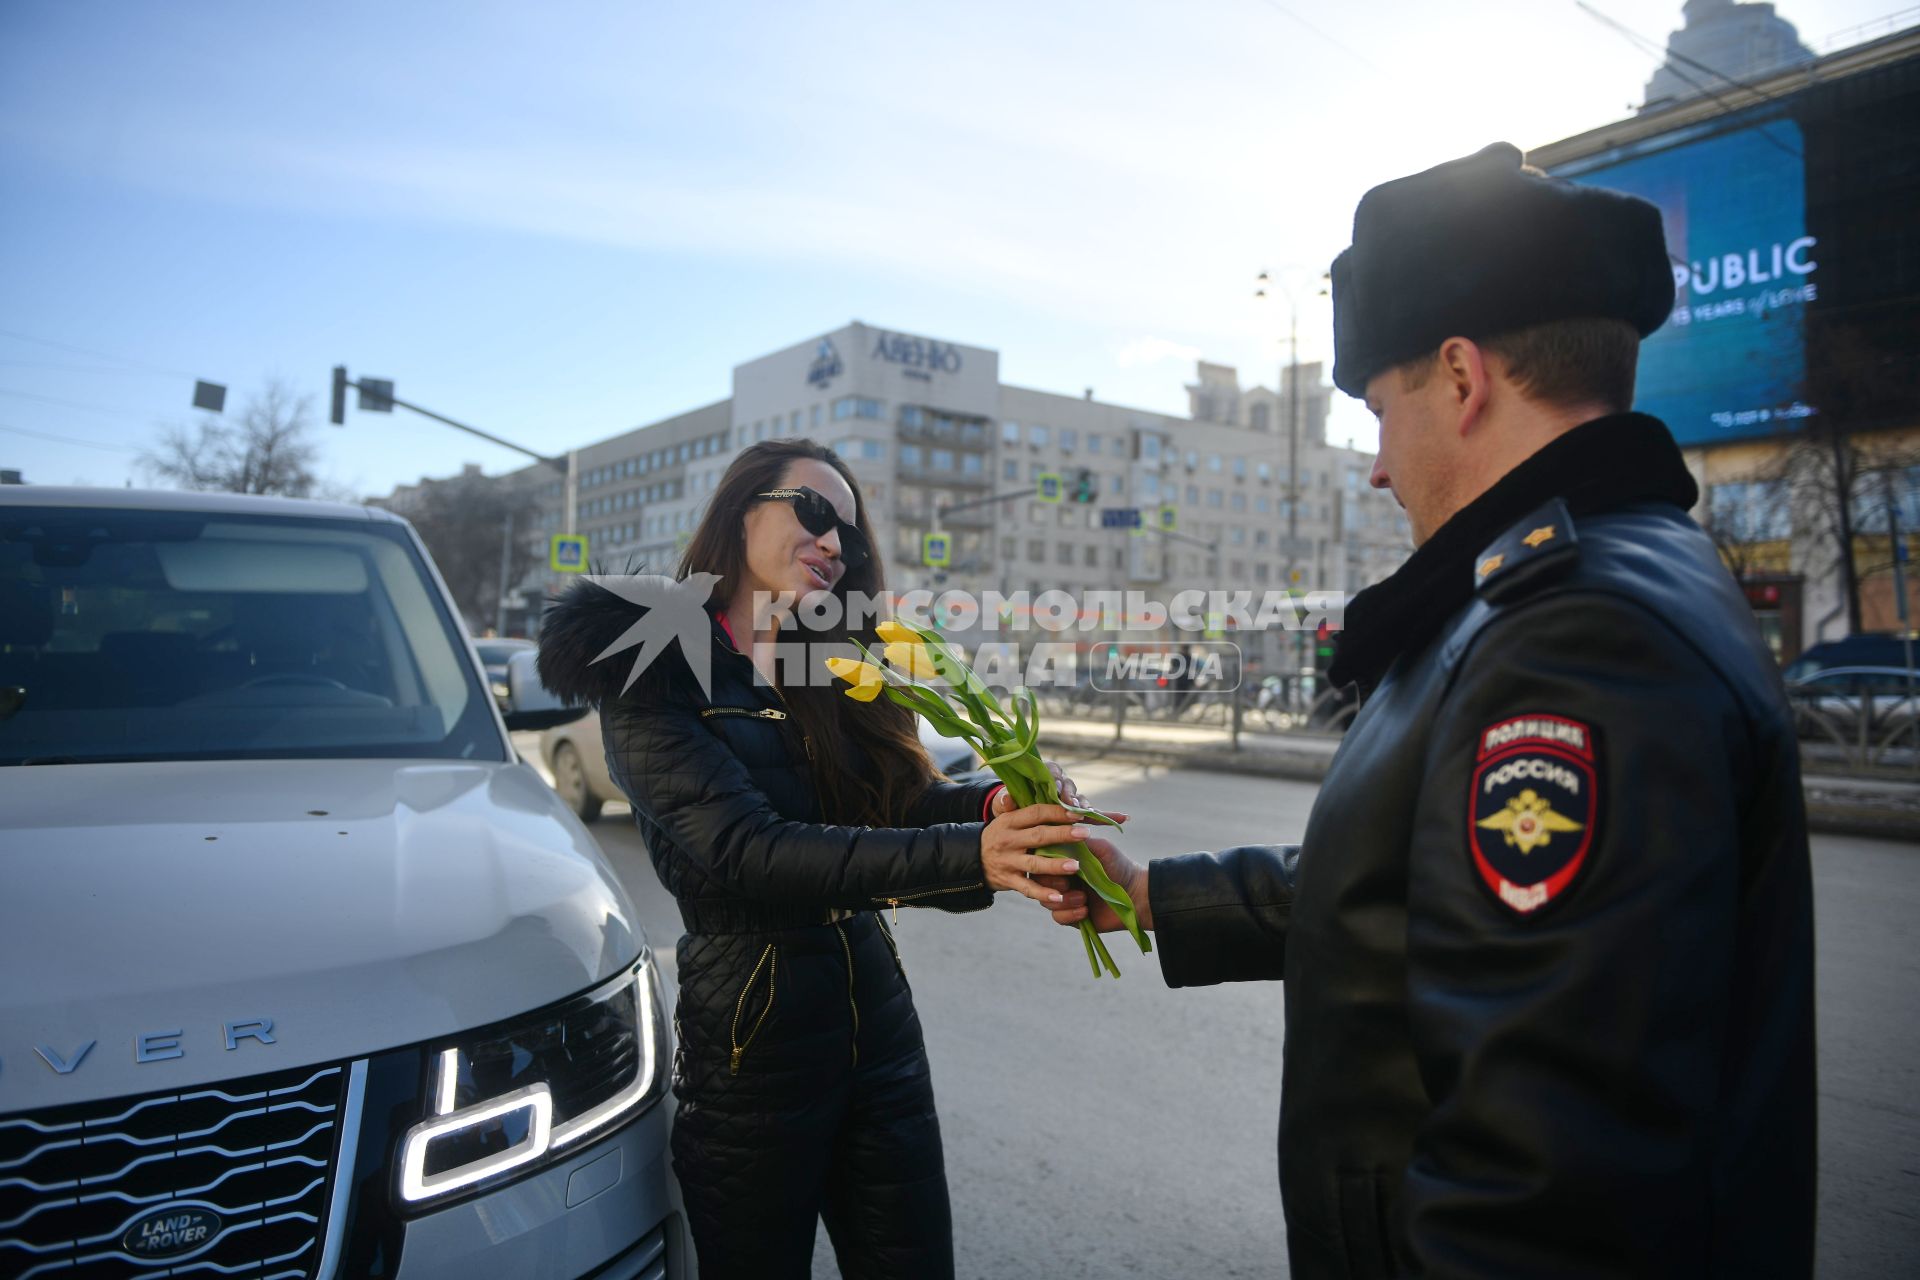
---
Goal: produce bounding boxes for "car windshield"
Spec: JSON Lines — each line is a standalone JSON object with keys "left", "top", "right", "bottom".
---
{"left": 0, "top": 507, "right": 505, "bottom": 766}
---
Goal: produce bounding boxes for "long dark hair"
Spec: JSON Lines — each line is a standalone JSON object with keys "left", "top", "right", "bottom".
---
{"left": 678, "top": 438, "right": 935, "bottom": 827}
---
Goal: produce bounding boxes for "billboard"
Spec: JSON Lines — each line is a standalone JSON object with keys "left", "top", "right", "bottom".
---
{"left": 1553, "top": 118, "right": 1818, "bottom": 446}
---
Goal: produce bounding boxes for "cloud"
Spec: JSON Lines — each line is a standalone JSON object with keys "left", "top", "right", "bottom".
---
{"left": 1115, "top": 336, "right": 1203, "bottom": 369}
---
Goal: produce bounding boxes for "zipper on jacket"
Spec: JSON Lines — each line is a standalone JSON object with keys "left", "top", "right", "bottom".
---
{"left": 833, "top": 922, "right": 860, "bottom": 1069}
{"left": 713, "top": 619, "right": 823, "bottom": 796}
{"left": 729, "top": 943, "right": 778, "bottom": 1076}
{"left": 879, "top": 882, "right": 987, "bottom": 925}
{"left": 876, "top": 910, "right": 906, "bottom": 980}
{"left": 699, "top": 706, "right": 789, "bottom": 721}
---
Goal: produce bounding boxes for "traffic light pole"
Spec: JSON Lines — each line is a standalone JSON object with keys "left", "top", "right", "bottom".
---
{"left": 331, "top": 362, "right": 579, "bottom": 540}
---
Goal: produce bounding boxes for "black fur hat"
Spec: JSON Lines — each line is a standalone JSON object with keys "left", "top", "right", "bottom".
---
{"left": 1329, "top": 142, "right": 1674, "bottom": 398}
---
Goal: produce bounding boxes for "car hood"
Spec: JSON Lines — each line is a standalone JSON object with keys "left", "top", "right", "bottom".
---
{"left": 0, "top": 759, "right": 641, "bottom": 1112}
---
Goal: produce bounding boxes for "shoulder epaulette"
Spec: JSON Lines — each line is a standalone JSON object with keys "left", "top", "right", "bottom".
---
{"left": 1474, "top": 498, "right": 1579, "bottom": 602}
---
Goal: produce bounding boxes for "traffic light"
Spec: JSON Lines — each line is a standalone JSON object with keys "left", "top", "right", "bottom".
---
{"left": 1314, "top": 620, "right": 1336, "bottom": 671}
{"left": 1071, "top": 468, "right": 1096, "bottom": 503}
{"left": 329, "top": 365, "right": 348, "bottom": 426}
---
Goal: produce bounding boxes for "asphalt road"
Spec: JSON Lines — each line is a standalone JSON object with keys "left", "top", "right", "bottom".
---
{"left": 577, "top": 757, "right": 1920, "bottom": 1278}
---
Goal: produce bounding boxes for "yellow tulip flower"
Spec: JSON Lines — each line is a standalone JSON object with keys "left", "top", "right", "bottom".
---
{"left": 824, "top": 656, "right": 887, "bottom": 702}
{"left": 884, "top": 641, "right": 942, "bottom": 681}
{"left": 875, "top": 619, "right": 921, "bottom": 646}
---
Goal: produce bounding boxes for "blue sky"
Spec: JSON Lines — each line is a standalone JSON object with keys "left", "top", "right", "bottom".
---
{"left": 1, "top": 0, "right": 1900, "bottom": 494}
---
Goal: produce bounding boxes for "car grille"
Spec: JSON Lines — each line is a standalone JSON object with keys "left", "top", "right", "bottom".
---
{"left": 0, "top": 1062, "right": 348, "bottom": 1279}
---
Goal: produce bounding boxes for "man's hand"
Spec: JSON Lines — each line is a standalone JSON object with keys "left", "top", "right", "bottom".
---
{"left": 1037, "top": 836, "right": 1153, "bottom": 933}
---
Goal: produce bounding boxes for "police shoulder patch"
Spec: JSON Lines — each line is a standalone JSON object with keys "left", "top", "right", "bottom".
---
{"left": 1468, "top": 714, "right": 1598, "bottom": 916}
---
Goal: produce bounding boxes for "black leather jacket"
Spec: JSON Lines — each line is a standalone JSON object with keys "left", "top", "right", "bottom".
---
{"left": 1151, "top": 415, "right": 1816, "bottom": 1278}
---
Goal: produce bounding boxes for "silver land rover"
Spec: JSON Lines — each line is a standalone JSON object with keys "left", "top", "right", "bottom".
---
{"left": 0, "top": 488, "right": 683, "bottom": 1279}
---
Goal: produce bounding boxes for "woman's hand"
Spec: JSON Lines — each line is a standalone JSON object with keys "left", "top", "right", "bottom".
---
{"left": 980, "top": 804, "right": 1091, "bottom": 905}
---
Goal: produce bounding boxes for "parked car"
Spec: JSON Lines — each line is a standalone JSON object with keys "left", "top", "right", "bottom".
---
{"left": 1784, "top": 664, "right": 1920, "bottom": 744}
{"left": 1781, "top": 633, "right": 1917, "bottom": 684}
{"left": 539, "top": 700, "right": 979, "bottom": 823}
{"left": 0, "top": 488, "right": 683, "bottom": 1280}
{"left": 473, "top": 636, "right": 536, "bottom": 710}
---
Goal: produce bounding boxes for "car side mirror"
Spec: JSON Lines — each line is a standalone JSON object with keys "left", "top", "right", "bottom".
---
{"left": 501, "top": 649, "right": 589, "bottom": 732}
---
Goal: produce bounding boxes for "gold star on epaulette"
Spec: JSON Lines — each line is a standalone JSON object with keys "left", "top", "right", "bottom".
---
{"left": 1522, "top": 525, "right": 1556, "bottom": 549}
{"left": 1477, "top": 554, "right": 1505, "bottom": 579}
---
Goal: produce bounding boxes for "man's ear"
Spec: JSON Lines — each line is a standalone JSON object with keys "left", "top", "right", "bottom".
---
{"left": 1438, "top": 336, "right": 1492, "bottom": 436}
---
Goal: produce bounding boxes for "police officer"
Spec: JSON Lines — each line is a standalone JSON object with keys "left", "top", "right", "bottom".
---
{"left": 1048, "top": 143, "right": 1816, "bottom": 1278}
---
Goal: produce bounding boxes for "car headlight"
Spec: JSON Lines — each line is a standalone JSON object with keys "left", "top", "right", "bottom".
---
{"left": 397, "top": 953, "right": 668, "bottom": 1208}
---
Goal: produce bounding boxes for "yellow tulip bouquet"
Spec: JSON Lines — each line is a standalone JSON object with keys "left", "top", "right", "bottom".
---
{"left": 826, "top": 621, "right": 1152, "bottom": 977}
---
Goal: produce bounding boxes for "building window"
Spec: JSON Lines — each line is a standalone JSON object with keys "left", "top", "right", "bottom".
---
{"left": 1003, "top": 420, "right": 1021, "bottom": 443}
{"left": 962, "top": 453, "right": 984, "bottom": 475}
{"left": 1257, "top": 461, "right": 1271, "bottom": 481}
{"left": 1185, "top": 450, "right": 1199, "bottom": 470}
{"left": 902, "top": 406, "right": 925, "bottom": 428}
{"left": 1208, "top": 454, "right": 1222, "bottom": 472}
{"left": 1230, "top": 492, "right": 1245, "bottom": 512}
{"left": 1140, "top": 474, "right": 1160, "bottom": 500}
{"left": 1232, "top": 457, "right": 1246, "bottom": 478}
{"left": 901, "top": 444, "right": 922, "bottom": 466}
{"left": 1232, "top": 527, "right": 1246, "bottom": 546}
{"left": 1057, "top": 542, "right": 1074, "bottom": 564}
{"left": 1207, "top": 490, "right": 1223, "bottom": 508}
{"left": 790, "top": 411, "right": 802, "bottom": 433}
{"left": 1113, "top": 474, "right": 1125, "bottom": 495}
{"left": 1709, "top": 481, "right": 1793, "bottom": 541}
{"left": 1084, "top": 545, "right": 1099, "bottom": 566}
{"left": 931, "top": 449, "right": 954, "bottom": 470}
{"left": 1256, "top": 496, "right": 1270, "bottom": 514}
{"left": 1250, "top": 404, "right": 1270, "bottom": 431}
{"left": 834, "top": 396, "right": 883, "bottom": 421}
{"left": 1186, "top": 485, "right": 1199, "bottom": 504}
{"left": 1142, "top": 436, "right": 1162, "bottom": 461}
{"left": 1004, "top": 459, "right": 1020, "bottom": 480}
{"left": 1027, "top": 538, "right": 1045, "bottom": 562}
{"left": 1088, "top": 435, "right": 1102, "bottom": 454}
{"left": 863, "top": 440, "right": 887, "bottom": 460}
{"left": 1029, "top": 424, "right": 1049, "bottom": 448}
{"left": 1060, "top": 428, "right": 1078, "bottom": 452}
{"left": 811, "top": 404, "right": 823, "bottom": 428}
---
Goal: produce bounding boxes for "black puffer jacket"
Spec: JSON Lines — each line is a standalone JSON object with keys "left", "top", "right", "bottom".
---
{"left": 538, "top": 581, "right": 998, "bottom": 1279}
{"left": 1150, "top": 415, "right": 1816, "bottom": 1278}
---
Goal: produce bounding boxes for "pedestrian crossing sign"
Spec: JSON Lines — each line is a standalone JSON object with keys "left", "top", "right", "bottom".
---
{"left": 550, "top": 534, "right": 588, "bottom": 573}
{"left": 922, "top": 532, "right": 951, "bottom": 567}
{"left": 1036, "top": 473, "right": 1063, "bottom": 503}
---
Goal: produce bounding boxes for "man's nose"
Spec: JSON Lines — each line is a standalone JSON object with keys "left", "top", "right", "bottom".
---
{"left": 1369, "top": 458, "right": 1392, "bottom": 490}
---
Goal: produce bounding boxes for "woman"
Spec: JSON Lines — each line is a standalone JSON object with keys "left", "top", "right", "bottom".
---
{"left": 537, "top": 438, "right": 1101, "bottom": 1279}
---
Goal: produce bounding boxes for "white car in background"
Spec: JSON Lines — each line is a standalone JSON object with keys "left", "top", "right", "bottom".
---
{"left": 539, "top": 705, "right": 980, "bottom": 822}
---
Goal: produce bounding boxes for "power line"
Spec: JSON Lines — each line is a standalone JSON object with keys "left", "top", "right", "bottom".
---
{"left": 0, "top": 359, "right": 182, "bottom": 377}
{"left": 0, "top": 327, "right": 201, "bottom": 380}
{"left": 0, "top": 386, "right": 169, "bottom": 422}
{"left": 1573, "top": 1, "right": 1803, "bottom": 158}
{"left": 1248, "top": 0, "right": 1378, "bottom": 71}
{"left": 0, "top": 421, "right": 141, "bottom": 454}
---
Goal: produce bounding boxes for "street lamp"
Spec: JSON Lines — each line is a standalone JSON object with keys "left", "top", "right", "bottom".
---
{"left": 1254, "top": 267, "right": 1331, "bottom": 699}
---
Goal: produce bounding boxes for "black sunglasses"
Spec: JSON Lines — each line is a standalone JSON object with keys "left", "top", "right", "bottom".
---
{"left": 753, "top": 487, "right": 872, "bottom": 571}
